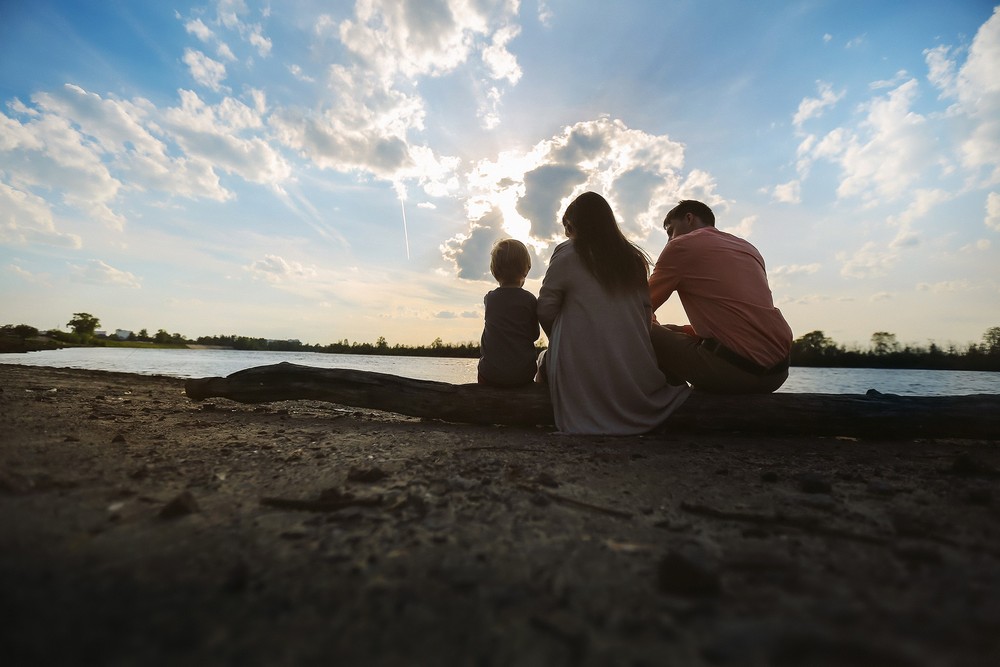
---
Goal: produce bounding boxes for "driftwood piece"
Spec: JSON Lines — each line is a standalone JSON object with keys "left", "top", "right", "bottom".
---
{"left": 184, "top": 362, "right": 1000, "bottom": 439}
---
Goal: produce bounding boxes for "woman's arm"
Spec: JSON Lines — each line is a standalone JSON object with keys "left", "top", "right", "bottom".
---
{"left": 537, "top": 242, "right": 570, "bottom": 337}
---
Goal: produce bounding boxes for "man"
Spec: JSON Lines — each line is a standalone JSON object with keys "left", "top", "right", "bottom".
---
{"left": 648, "top": 200, "right": 792, "bottom": 393}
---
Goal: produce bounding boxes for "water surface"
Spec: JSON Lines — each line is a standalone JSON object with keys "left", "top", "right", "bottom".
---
{"left": 2, "top": 348, "right": 998, "bottom": 396}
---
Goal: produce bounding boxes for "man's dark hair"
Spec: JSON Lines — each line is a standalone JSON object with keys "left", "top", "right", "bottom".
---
{"left": 664, "top": 200, "right": 715, "bottom": 228}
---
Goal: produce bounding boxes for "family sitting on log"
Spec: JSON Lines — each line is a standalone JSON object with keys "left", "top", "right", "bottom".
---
{"left": 476, "top": 192, "right": 792, "bottom": 435}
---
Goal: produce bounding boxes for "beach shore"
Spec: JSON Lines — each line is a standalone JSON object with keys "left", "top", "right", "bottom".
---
{"left": 2, "top": 363, "right": 998, "bottom": 666}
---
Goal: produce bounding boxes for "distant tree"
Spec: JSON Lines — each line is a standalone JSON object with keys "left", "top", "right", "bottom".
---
{"left": 67, "top": 313, "right": 100, "bottom": 336}
{"left": 154, "top": 329, "right": 172, "bottom": 344}
{"left": 376, "top": 336, "right": 388, "bottom": 349}
{"left": 12, "top": 324, "right": 39, "bottom": 340}
{"left": 983, "top": 327, "right": 1000, "bottom": 355}
{"left": 136, "top": 328, "right": 150, "bottom": 342}
{"left": 870, "top": 331, "right": 900, "bottom": 356}
{"left": 790, "top": 330, "right": 841, "bottom": 366}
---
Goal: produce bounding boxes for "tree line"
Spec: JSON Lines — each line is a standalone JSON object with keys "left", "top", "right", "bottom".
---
{"left": 3, "top": 313, "right": 1000, "bottom": 371}
{"left": 791, "top": 329, "right": 1000, "bottom": 371}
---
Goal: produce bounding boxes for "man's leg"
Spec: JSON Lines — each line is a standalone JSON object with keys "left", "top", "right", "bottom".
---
{"left": 649, "top": 326, "right": 706, "bottom": 386}
{"left": 650, "top": 326, "right": 787, "bottom": 393}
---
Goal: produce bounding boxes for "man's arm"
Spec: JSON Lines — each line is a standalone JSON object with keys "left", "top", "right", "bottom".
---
{"left": 648, "top": 243, "right": 680, "bottom": 314}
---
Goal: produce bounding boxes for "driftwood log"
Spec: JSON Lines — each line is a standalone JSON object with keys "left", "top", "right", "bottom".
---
{"left": 184, "top": 362, "right": 1000, "bottom": 439}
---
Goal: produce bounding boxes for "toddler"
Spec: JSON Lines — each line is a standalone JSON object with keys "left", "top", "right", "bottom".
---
{"left": 477, "top": 239, "right": 539, "bottom": 387}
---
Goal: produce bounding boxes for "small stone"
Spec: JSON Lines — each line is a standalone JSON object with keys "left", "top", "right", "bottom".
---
{"left": 968, "top": 488, "right": 992, "bottom": 505}
{"left": 534, "top": 471, "right": 560, "bottom": 488}
{"left": 949, "top": 453, "right": 998, "bottom": 478}
{"left": 866, "top": 480, "right": 897, "bottom": 496}
{"left": 448, "top": 475, "right": 478, "bottom": 491}
{"left": 347, "top": 466, "right": 388, "bottom": 483}
{"left": 112, "top": 433, "right": 127, "bottom": 444}
{"left": 657, "top": 551, "right": 721, "bottom": 597}
{"left": 159, "top": 491, "right": 200, "bottom": 519}
{"left": 797, "top": 472, "right": 832, "bottom": 494}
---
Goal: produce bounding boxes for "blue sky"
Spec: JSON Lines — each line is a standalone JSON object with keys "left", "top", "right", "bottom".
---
{"left": 2, "top": 0, "right": 998, "bottom": 349}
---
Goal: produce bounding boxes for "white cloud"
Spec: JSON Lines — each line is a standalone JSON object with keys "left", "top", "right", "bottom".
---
{"left": 917, "top": 280, "right": 971, "bottom": 293}
{"left": 720, "top": 215, "right": 756, "bottom": 238}
{"left": 772, "top": 179, "right": 801, "bottom": 204}
{"left": 273, "top": 0, "right": 521, "bottom": 185}
{"left": 481, "top": 24, "right": 522, "bottom": 84}
{"left": 986, "top": 191, "right": 1000, "bottom": 231}
{"left": 246, "top": 254, "right": 317, "bottom": 282}
{"left": 70, "top": 259, "right": 141, "bottom": 288}
{"left": 0, "top": 182, "right": 81, "bottom": 248}
{"left": 930, "top": 7, "right": 1000, "bottom": 181}
{"left": 248, "top": 25, "right": 272, "bottom": 57}
{"left": 443, "top": 116, "right": 707, "bottom": 281}
{"left": 288, "top": 64, "right": 315, "bottom": 82}
{"left": 800, "top": 78, "right": 937, "bottom": 206}
{"left": 772, "top": 263, "right": 821, "bottom": 277}
{"left": 793, "top": 81, "right": 844, "bottom": 127}
{"left": 163, "top": 89, "right": 290, "bottom": 187}
{"left": 870, "top": 291, "right": 894, "bottom": 301}
{"left": 6, "top": 263, "right": 50, "bottom": 285}
{"left": 185, "top": 18, "right": 214, "bottom": 43}
{"left": 538, "top": 2, "right": 554, "bottom": 27}
{"left": 838, "top": 241, "right": 898, "bottom": 278}
{"left": 886, "top": 187, "right": 952, "bottom": 248}
{"left": 183, "top": 49, "right": 227, "bottom": 91}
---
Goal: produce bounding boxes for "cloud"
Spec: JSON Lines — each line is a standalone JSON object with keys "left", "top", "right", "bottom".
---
{"left": 288, "top": 64, "right": 315, "bottom": 83}
{"left": 771, "top": 180, "right": 801, "bottom": 204}
{"left": 443, "top": 116, "right": 707, "bottom": 281}
{"left": 772, "top": 263, "right": 821, "bottom": 277}
{"left": 886, "top": 187, "right": 952, "bottom": 248}
{"left": 272, "top": 0, "right": 521, "bottom": 187}
{"left": 720, "top": 215, "right": 757, "bottom": 238}
{"left": 845, "top": 34, "right": 867, "bottom": 49}
{"left": 248, "top": 25, "right": 272, "bottom": 57}
{"left": 986, "top": 191, "right": 1000, "bottom": 231}
{"left": 917, "top": 280, "right": 971, "bottom": 293}
{"left": 0, "top": 182, "right": 82, "bottom": 248}
{"left": 185, "top": 18, "right": 215, "bottom": 43}
{"left": 793, "top": 81, "right": 844, "bottom": 127}
{"left": 838, "top": 241, "right": 898, "bottom": 278}
{"left": 245, "top": 254, "right": 317, "bottom": 282}
{"left": 926, "top": 6, "right": 1000, "bottom": 181}
{"left": 163, "top": 89, "right": 291, "bottom": 187}
{"left": 69, "top": 259, "right": 141, "bottom": 288}
{"left": 6, "top": 263, "right": 50, "bottom": 285}
{"left": 183, "top": 49, "right": 227, "bottom": 91}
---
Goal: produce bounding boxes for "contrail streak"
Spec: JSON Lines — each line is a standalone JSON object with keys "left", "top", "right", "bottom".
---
{"left": 398, "top": 191, "right": 411, "bottom": 260}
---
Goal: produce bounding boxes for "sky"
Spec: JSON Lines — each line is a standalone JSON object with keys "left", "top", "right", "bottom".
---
{"left": 1, "top": 0, "right": 999, "bottom": 350}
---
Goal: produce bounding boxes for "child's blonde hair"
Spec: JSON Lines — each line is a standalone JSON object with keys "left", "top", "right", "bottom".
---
{"left": 490, "top": 238, "right": 531, "bottom": 284}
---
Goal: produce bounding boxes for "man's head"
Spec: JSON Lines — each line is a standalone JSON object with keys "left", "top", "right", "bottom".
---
{"left": 663, "top": 200, "right": 715, "bottom": 240}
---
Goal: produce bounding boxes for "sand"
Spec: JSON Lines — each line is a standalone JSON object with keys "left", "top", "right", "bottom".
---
{"left": 1, "top": 363, "right": 999, "bottom": 666}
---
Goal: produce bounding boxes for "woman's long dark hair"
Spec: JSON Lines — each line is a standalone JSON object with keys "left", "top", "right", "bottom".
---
{"left": 563, "top": 191, "right": 650, "bottom": 292}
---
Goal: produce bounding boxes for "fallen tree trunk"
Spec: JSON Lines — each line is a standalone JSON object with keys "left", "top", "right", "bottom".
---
{"left": 184, "top": 362, "right": 1000, "bottom": 439}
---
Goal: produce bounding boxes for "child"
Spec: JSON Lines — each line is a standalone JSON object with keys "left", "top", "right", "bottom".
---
{"left": 478, "top": 239, "right": 540, "bottom": 387}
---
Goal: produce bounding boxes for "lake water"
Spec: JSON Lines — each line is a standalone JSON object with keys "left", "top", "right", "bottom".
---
{"left": 2, "top": 347, "right": 999, "bottom": 396}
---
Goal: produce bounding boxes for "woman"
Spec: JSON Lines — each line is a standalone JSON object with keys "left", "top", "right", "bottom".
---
{"left": 537, "top": 192, "right": 689, "bottom": 434}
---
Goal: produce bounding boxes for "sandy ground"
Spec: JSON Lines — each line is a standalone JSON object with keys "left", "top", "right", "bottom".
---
{"left": 1, "top": 363, "right": 999, "bottom": 666}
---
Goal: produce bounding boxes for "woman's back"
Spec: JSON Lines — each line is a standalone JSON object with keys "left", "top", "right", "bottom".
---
{"left": 538, "top": 241, "right": 689, "bottom": 434}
